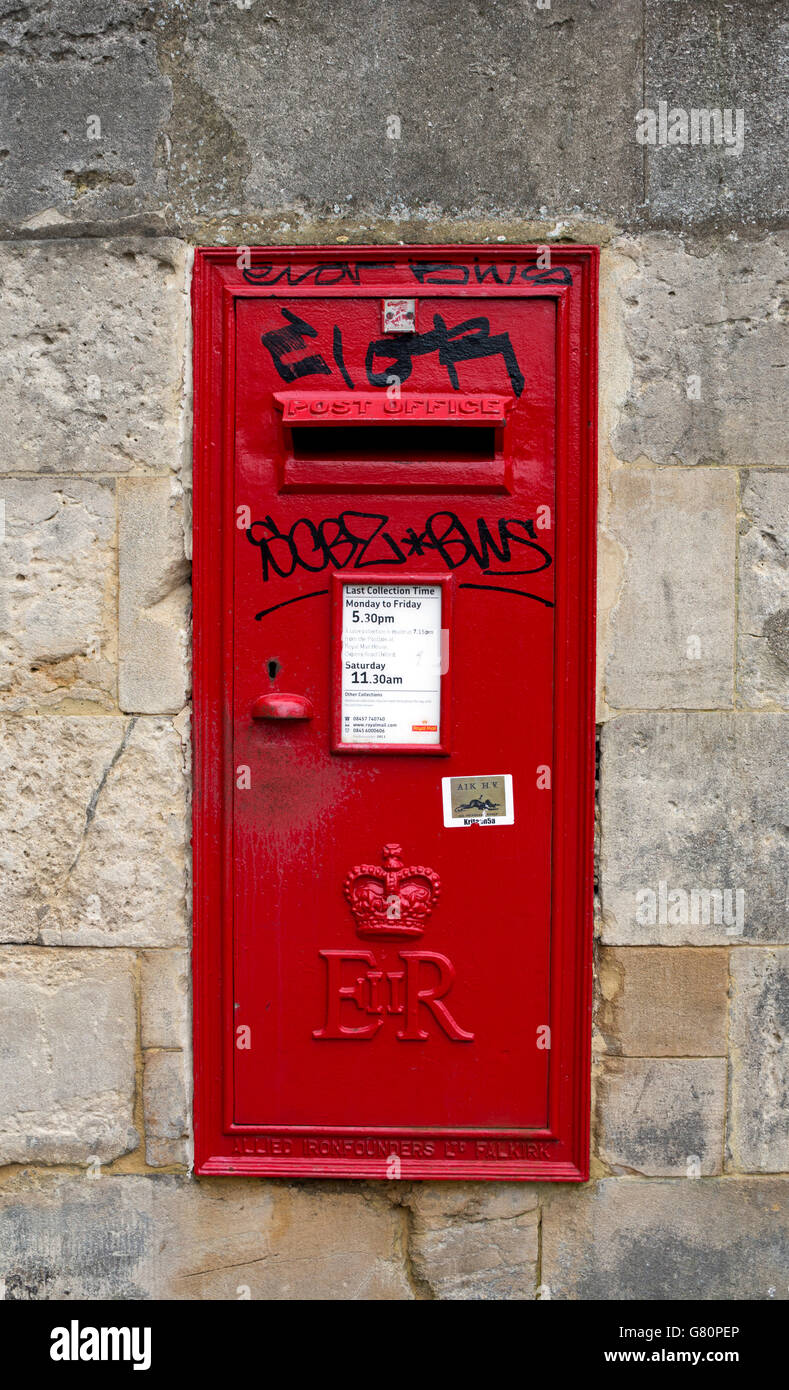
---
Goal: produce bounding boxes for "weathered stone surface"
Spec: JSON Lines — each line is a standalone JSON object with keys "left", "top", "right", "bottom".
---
{"left": 161, "top": 0, "right": 643, "bottom": 229}
{"left": 118, "top": 479, "right": 190, "bottom": 714}
{"left": 600, "top": 713, "right": 789, "bottom": 944}
{"left": 611, "top": 234, "right": 789, "bottom": 467}
{"left": 644, "top": 1, "right": 789, "bottom": 228}
{"left": 0, "top": 949, "right": 137, "bottom": 1165}
{"left": 0, "top": 1176, "right": 412, "bottom": 1300}
{"left": 596, "top": 1058, "right": 726, "bottom": 1177}
{"left": 596, "top": 244, "right": 633, "bottom": 720}
{"left": 395, "top": 1184, "right": 539, "bottom": 1300}
{"left": 0, "top": 240, "right": 187, "bottom": 474}
{"left": 738, "top": 471, "right": 789, "bottom": 708}
{"left": 604, "top": 466, "right": 735, "bottom": 708}
{"left": 164, "top": 1180, "right": 412, "bottom": 1301}
{"left": 728, "top": 948, "right": 789, "bottom": 1174}
{"left": 0, "top": 478, "right": 117, "bottom": 712}
{"left": 0, "top": 716, "right": 187, "bottom": 946}
{"left": 542, "top": 1177, "right": 789, "bottom": 1300}
{"left": 0, "top": 1, "right": 643, "bottom": 234}
{"left": 597, "top": 947, "right": 729, "bottom": 1056}
{"left": 142, "top": 1050, "right": 189, "bottom": 1169}
{"left": 2, "top": 2, "right": 783, "bottom": 237}
{"left": 140, "top": 950, "right": 190, "bottom": 1050}
{"left": 0, "top": 3, "right": 169, "bottom": 230}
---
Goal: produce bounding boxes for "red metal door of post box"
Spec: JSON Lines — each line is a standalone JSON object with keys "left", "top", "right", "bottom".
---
{"left": 193, "top": 246, "right": 598, "bottom": 1180}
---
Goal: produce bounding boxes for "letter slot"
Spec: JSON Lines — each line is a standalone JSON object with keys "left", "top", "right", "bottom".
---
{"left": 274, "top": 391, "right": 513, "bottom": 492}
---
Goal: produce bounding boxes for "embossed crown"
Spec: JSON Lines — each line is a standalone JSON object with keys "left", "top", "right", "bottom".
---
{"left": 343, "top": 843, "right": 441, "bottom": 940}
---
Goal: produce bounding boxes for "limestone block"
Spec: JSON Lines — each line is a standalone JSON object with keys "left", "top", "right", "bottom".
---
{"left": 611, "top": 234, "right": 789, "bottom": 468}
{"left": 644, "top": 2, "right": 789, "bottom": 227}
{"left": 738, "top": 471, "right": 789, "bottom": 708}
{"left": 118, "top": 478, "right": 190, "bottom": 714}
{"left": 0, "top": 478, "right": 116, "bottom": 712}
{"left": 0, "top": 1176, "right": 412, "bottom": 1300}
{"left": 140, "top": 951, "right": 190, "bottom": 1050}
{"left": 0, "top": 240, "right": 187, "bottom": 474}
{"left": 728, "top": 948, "right": 789, "bottom": 1173}
{"left": 162, "top": 1181, "right": 412, "bottom": 1300}
{"left": 143, "top": 1051, "right": 189, "bottom": 1169}
{"left": 0, "top": 716, "right": 187, "bottom": 946}
{"left": 542, "top": 1177, "right": 789, "bottom": 1300}
{"left": 596, "top": 1058, "right": 726, "bottom": 1176}
{"left": 596, "top": 947, "right": 729, "bottom": 1056}
{"left": 600, "top": 712, "right": 788, "bottom": 944}
{"left": 158, "top": 0, "right": 643, "bottom": 229}
{"left": 0, "top": 948, "right": 137, "bottom": 1165}
{"left": 604, "top": 466, "right": 736, "bottom": 708}
{"left": 400, "top": 1184, "right": 539, "bottom": 1300}
{"left": 0, "top": 5, "right": 169, "bottom": 229}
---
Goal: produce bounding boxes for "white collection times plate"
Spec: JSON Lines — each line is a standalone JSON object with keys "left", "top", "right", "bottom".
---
{"left": 340, "top": 583, "right": 442, "bottom": 746}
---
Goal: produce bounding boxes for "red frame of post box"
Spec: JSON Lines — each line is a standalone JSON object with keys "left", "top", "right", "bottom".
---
{"left": 191, "top": 244, "right": 599, "bottom": 1180}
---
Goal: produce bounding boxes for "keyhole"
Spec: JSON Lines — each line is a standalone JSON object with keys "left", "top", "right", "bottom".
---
{"left": 267, "top": 659, "right": 281, "bottom": 680}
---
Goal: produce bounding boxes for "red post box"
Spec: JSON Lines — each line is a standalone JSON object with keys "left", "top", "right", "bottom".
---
{"left": 192, "top": 245, "right": 598, "bottom": 1180}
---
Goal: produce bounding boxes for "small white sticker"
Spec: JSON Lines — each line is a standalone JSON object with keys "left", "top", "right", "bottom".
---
{"left": 382, "top": 298, "right": 416, "bottom": 333}
{"left": 442, "top": 775, "right": 514, "bottom": 827}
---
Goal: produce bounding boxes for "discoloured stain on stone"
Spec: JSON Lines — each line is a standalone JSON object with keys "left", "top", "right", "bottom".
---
{"left": 596, "top": 1057, "right": 726, "bottom": 1176}
{"left": 542, "top": 1178, "right": 789, "bottom": 1300}
{"left": 0, "top": 1176, "right": 413, "bottom": 1300}
{"left": 728, "top": 949, "right": 789, "bottom": 1173}
{"left": 596, "top": 947, "right": 729, "bottom": 1056}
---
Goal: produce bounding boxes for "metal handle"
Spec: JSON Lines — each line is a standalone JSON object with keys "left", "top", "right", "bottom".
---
{"left": 251, "top": 692, "right": 314, "bottom": 720}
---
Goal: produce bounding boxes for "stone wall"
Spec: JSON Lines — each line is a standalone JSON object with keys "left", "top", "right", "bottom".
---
{"left": 0, "top": 0, "right": 786, "bottom": 1300}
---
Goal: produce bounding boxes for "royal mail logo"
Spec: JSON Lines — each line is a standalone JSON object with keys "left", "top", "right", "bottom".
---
{"left": 314, "top": 843, "right": 473, "bottom": 1042}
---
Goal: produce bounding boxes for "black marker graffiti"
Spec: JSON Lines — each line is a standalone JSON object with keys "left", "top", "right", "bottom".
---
{"left": 254, "top": 589, "right": 330, "bottom": 620}
{"left": 260, "top": 309, "right": 525, "bottom": 397}
{"left": 365, "top": 314, "right": 525, "bottom": 397}
{"left": 458, "top": 581, "right": 552, "bottom": 608}
{"left": 247, "top": 510, "right": 553, "bottom": 619}
{"left": 242, "top": 260, "right": 396, "bottom": 286}
{"left": 409, "top": 259, "right": 572, "bottom": 287}
{"left": 241, "top": 259, "right": 572, "bottom": 288}
{"left": 332, "top": 324, "right": 354, "bottom": 389}
{"left": 260, "top": 309, "right": 331, "bottom": 383}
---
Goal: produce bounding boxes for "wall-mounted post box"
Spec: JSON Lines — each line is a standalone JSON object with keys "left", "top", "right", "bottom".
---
{"left": 192, "top": 244, "right": 598, "bottom": 1180}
